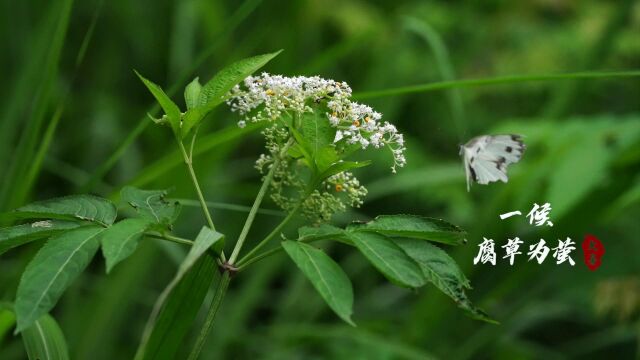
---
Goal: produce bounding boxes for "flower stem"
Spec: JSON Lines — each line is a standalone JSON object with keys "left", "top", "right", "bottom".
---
{"left": 187, "top": 271, "right": 231, "bottom": 360}
{"left": 228, "top": 149, "right": 286, "bottom": 264}
{"left": 235, "top": 202, "right": 301, "bottom": 267}
{"left": 237, "top": 233, "right": 336, "bottom": 270}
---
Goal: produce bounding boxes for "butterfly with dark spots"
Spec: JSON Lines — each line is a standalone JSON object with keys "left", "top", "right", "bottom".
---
{"left": 459, "top": 134, "right": 525, "bottom": 191}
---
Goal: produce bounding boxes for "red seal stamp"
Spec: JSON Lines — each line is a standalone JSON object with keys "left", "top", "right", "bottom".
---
{"left": 582, "top": 234, "right": 604, "bottom": 271}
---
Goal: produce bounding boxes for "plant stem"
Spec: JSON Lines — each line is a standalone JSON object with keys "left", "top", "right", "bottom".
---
{"left": 237, "top": 234, "right": 337, "bottom": 270}
{"left": 146, "top": 232, "right": 194, "bottom": 246}
{"left": 187, "top": 271, "right": 231, "bottom": 360}
{"left": 178, "top": 140, "right": 226, "bottom": 262}
{"left": 236, "top": 202, "right": 301, "bottom": 266}
{"left": 228, "top": 150, "right": 286, "bottom": 264}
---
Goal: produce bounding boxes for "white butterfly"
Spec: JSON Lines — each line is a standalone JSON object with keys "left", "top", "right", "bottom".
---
{"left": 460, "top": 134, "right": 525, "bottom": 191}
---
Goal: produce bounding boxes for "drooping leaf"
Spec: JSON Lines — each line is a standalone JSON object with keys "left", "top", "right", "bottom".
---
{"left": 282, "top": 241, "right": 355, "bottom": 325}
{"left": 15, "top": 226, "right": 104, "bottom": 332}
{"left": 120, "top": 186, "right": 181, "bottom": 227}
{"left": 0, "top": 220, "right": 81, "bottom": 255}
{"left": 351, "top": 215, "right": 466, "bottom": 245}
{"left": 136, "top": 227, "right": 224, "bottom": 359}
{"left": 21, "top": 313, "right": 70, "bottom": 360}
{"left": 135, "top": 71, "right": 182, "bottom": 135}
{"left": 198, "top": 50, "right": 282, "bottom": 111}
{"left": 136, "top": 256, "right": 217, "bottom": 360}
{"left": 184, "top": 77, "right": 202, "bottom": 110}
{"left": 347, "top": 231, "right": 424, "bottom": 288}
{"left": 3, "top": 195, "right": 117, "bottom": 227}
{"left": 394, "top": 238, "right": 496, "bottom": 323}
{"left": 100, "top": 218, "right": 151, "bottom": 273}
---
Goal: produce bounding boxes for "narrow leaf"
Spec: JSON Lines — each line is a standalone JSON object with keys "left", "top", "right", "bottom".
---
{"left": 120, "top": 186, "right": 181, "bottom": 226}
{"left": 184, "top": 77, "right": 202, "bottom": 110}
{"left": 21, "top": 313, "right": 70, "bottom": 360}
{"left": 198, "top": 50, "right": 282, "bottom": 111}
{"left": 100, "top": 218, "right": 151, "bottom": 273}
{"left": 282, "top": 241, "right": 354, "bottom": 325}
{"left": 3, "top": 195, "right": 117, "bottom": 227}
{"left": 15, "top": 226, "right": 104, "bottom": 332}
{"left": 348, "top": 231, "right": 424, "bottom": 288}
{"left": 0, "top": 220, "right": 81, "bottom": 255}
{"left": 137, "top": 226, "right": 223, "bottom": 355}
{"left": 136, "top": 256, "right": 217, "bottom": 360}
{"left": 135, "top": 71, "right": 182, "bottom": 135}
{"left": 352, "top": 215, "right": 466, "bottom": 245}
{"left": 394, "top": 238, "right": 496, "bottom": 323}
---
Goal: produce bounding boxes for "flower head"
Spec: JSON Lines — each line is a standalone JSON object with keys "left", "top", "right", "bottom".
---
{"left": 226, "top": 73, "right": 406, "bottom": 223}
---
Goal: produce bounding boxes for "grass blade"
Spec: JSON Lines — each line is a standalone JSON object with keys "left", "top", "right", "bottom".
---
{"left": 353, "top": 70, "right": 640, "bottom": 100}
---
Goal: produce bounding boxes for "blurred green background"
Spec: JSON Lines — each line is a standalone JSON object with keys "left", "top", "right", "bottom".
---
{"left": 1, "top": 0, "right": 640, "bottom": 358}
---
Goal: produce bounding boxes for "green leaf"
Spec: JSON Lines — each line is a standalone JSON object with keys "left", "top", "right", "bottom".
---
{"left": 347, "top": 231, "right": 424, "bottom": 288}
{"left": 394, "top": 238, "right": 496, "bottom": 323}
{"left": 137, "top": 227, "right": 223, "bottom": 357}
{"left": 314, "top": 146, "right": 340, "bottom": 174}
{"left": 198, "top": 50, "right": 282, "bottom": 111}
{"left": 120, "top": 186, "right": 181, "bottom": 227}
{"left": 136, "top": 256, "right": 217, "bottom": 360}
{"left": 301, "top": 111, "right": 334, "bottom": 161}
{"left": 135, "top": 70, "right": 182, "bottom": 135}
{"left": 3, "top": 195, "right": 117, "bottom": 227}
{"left": 21, "top": 313, "right": 70, "bottom": 360}
{"left": 15, "top": 226, "right": 104, "bottom": 332}
{"left": 100, "top": 218, "right": 151, "bottom": 273}
{"left": 184, "top": 77, "right": 202, "bottom": 110}
{"left": 0, "top": 220, "right": 81, "bottom": 255}
{"left": 282, "top": 241, "right": 354, "bottom": 325}
{"left": 318, "top": 160, "right": 372, "bottom": 180}
{"left": 351, "top": 215, "right": 466, "bottom": 246}
{"left": 298, "top": 224, "right": 351, "bottom": 245}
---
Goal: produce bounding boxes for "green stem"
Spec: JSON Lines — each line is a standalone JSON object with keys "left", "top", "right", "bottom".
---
{"left": 228, "top": 143, "right": 290, "bottom": 264}
{"left": 178, "top": 141, "right": 216, "bottom": 229}
{"left": 236, "top": 202, "right": 301, "bottom": 267}
{"left": 145, "top": 232, "right": 194, "bottom": 246}
{"left": 187, "top": 271, "right": 231, "bottom": 360}
{"left": 237, "top": 234, "right": 337, "bottom": 270}
{"left": 178, "top": 140, "right": 225, "bottom": 261}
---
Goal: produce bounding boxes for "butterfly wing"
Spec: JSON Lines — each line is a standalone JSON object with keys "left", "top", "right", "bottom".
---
{"left": 462, "top": 134, "right": 525, "bottom": 191}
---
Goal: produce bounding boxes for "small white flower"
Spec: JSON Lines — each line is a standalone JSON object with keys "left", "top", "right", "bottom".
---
{"left": 334, "top": 130, "right": 344, "bottom": 143}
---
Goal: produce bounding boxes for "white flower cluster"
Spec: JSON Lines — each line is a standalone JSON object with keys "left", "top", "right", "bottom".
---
{"left": 226, "top": 73, "right": 406, "bottom": 172}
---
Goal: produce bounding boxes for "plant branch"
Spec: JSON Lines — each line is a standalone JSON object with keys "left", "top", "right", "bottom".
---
{"left": 178, "top": 139, "right": 225, "bottom": 261}
{"left": 145, "top": 232, "right": 194, "bottom": 246}
{"left": 236, "top": 202, "right": 301, "bottom": 266}
{"left": 227, "top": 160, "right": 279, "bottom": 263}
{"left": 237, "top": 234, "right": 338, "bottom": 270}
{"left": 228, "top": 143, "right": 290, "bottom": 264}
